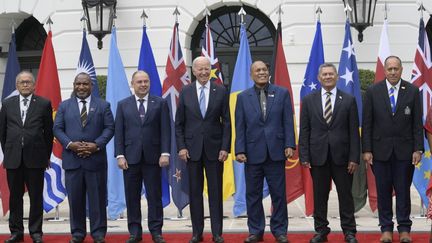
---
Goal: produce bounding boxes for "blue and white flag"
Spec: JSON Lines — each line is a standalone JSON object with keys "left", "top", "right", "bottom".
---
{"left": 76, "top": 30, "right": 100, "bottom": 97}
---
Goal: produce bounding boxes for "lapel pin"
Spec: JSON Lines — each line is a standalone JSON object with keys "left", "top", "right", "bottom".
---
{"left": 339, "top": 96, "right": 342, "bottom": 99}
{"left": 401, "top": 86, "right": 406, "bottom": 90}
{"left": 268, "top": 94, "right": 275, "bottom": 97}
{"left": 90, "top": 108, "right": 95, "bottom": 112}
{"left": 212, "top": 88, "right": 216, "bottom": 91}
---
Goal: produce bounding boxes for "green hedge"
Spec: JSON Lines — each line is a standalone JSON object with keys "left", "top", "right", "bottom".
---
{"left": 96, "top": 75, "right": 107, "bottom": 99}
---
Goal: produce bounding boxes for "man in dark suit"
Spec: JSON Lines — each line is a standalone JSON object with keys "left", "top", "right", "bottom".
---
{"left": 235, "top": 60, "right": 295, "bottom": 243}
{"left": 175, "top": 56, "right": 230, "bottom": 243}
{"left": 362, "top": 56, "right": 423, "bottom": 243}
{"left": 299, "top": 63, "right": 359, "bottom": 243}
{"left": 115, "top": 70, "right": 170, "bottom": 243}
{"left": 0, "top": 71, "right": 53, "bottom": 243}
{"left": 53, "top": 72, "right": 114, "bottom": 243}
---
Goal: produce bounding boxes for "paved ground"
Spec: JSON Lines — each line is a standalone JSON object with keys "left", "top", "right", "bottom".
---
{"left": 0, "top": 185, "right": 430, "bottom": 235}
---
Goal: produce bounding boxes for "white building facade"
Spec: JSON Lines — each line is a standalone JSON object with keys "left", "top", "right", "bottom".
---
{"left": 0, "top": 0, "right": 428, "bottom": 113}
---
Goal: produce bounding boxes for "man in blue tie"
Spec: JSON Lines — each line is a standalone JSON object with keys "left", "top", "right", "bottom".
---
{"left": 362, "top": 56, "right": 424, "bottom": 243}
{"left": 175, "top": 56, "right": 231, "bottom": 243}
{"left": 115, "top": 71, "right": 170, "bottom": 243}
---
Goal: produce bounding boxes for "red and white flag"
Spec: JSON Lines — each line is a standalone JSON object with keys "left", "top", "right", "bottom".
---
{"left": 201, "top": 23, "right": 223, "bottom": 85}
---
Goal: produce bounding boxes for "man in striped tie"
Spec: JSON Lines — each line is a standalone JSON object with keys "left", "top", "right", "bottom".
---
{"left": 299, "top": 63, "right": 360, "bottom": 243}
{"left": 362, "top": 56, "right": 423, "bottom": 243}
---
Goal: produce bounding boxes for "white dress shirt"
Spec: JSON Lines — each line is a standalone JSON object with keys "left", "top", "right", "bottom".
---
{"left": 385, "top": 79, "right": 401, "bottom": 104}
{"left": 19, "top": 94, "right": 32, "bottom": 123}
{"left": 321, "top": 87, "right": 336, "bottom": 114}
{"left": 196, "top": 81, "right": 210, "bottom": 111}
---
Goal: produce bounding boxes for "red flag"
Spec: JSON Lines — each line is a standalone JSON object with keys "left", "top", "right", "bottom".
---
{"left": 272, "top": 22, "right": 314, "bottom": 216}
{"left": 34, "top": 30, "right": 66, "bottom": 212}
{"left": 367, "top": 19, "right": 391, "bottom": 212}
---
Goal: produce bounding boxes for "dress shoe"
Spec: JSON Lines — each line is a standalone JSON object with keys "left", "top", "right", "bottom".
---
{"left": 212, "top": 235, "right": 224, "bottom": 243}
{"left": 126, "top": 235, "right": 142, "bottom": 243}
{"left": 189, "top": 235, "right": 203, "bottom": 243}
{"left": 344, "top": 234, "right": 358, "bottom": 243}
{"left": 379, "top": 231, "right": 393, "bottom": 243}
{"left": 275, "top": 235, "right": 289, "bottom": 243}
{"left": 31, "top": 234, "right": 43, "bottom": 243}
{"left": 4, "top": 234, "right": 24, "bottom": 243}
{"left": 152, "top": 234, "right": 166, "bottom": 243}
{"left": 93, "top": 237, "right": 105, "bottom": 243}
{"left": 399, "top": 232, "right": 412, "bottom": 243}
{"left": 69, "top": 237, "right": 84, "bottom": 243}
{"left": 309, "top": 233, "right": 328, "bottom": 243}
{"left": 244, "top": 234, "right": 264, "bottom": 243}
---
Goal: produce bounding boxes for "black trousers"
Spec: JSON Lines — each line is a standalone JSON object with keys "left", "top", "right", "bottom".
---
{"left": 187, "top": 151, "right": 223, "bottom": 236}
{"left": 372, "top": 153, "right": 414, "bottom": 233}
{"left": 7, "top": 163, "right": 44, "bottom": 236}
{"left": 123, "top": 162, "right": 163, "bottom": 236}
{"left": 310, "top": 152, "right": 356, "bottom": 235}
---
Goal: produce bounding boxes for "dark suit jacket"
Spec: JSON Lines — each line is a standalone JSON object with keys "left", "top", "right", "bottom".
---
{"left": 362, "top": 79, "right": 424, "bottom": 161}
{"left": 114, "top": 95, "right": 170, "bottom": 164}
{"left": 235, "top": 83, "right": 295, "bottom": 164}
{"left": 0, "top": 95, "right": 53, "bottom": 169}
{"left": 175, "top": 81, "right": 231, "bottom": 161}
{"left": 53, "top": 96, "right": 114, "bottom": 171}
{"left": 299, "top": 89, "right": 360, "bottom": 166}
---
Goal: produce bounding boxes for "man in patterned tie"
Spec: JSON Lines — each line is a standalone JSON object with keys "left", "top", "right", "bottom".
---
{"left": 54, "top": 73, "right": 114, "bottom": 243}
{"left": 299, "top": 63, "right": 360, "bottom": 243}
{"left": 362, "top": 56, "right": 423, "bottom": 243}
{"left": 115, "top": 71, "right": 170, "bottom": 243}
{"left": 175, "top": 56, "right": 230, "bottom": 243}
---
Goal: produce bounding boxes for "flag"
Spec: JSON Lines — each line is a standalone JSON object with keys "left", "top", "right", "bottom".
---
{"left": 231, "top": 23, "right": 268, "bottom": 217}
{"left": 411, "top": 17, "right": 432, "bottom": 211}
{"left": 299, "top": 20, "right": 325, "bottom": 216}
{"left": 337, "top": 20, "right": 366, "bottom": 212}
{"left": 200, "top": 22, "right": 234, "bottom": 201}
{"left": 201, "top": 23, "right": 223, "bottom": 85}
{"left": 138, "top": 25, "right": 170, "bottom": 207}
{"left": 368, "top": 19, "right": 391, "bottom": 212}
{"left": 34, "top": 30, "right": 67, "bottom": 212}
{"left": 76, "top": 30, "right": 100, "bottom": 98}
{"left": 271, "top": 21, "right": 308, "bottom": 205}
{"left": 163, "top": 22, "right": 190, "bottom": 211}
{"left": 0, "top": 32, "right": 20, "bottom": 215}
{"left": 106, "top": 27, "right": 131, "bottom": 219}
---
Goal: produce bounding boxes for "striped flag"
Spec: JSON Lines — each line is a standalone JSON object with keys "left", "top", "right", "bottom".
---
{"left": 163, "top": 22, "right": 191, "bottom": 211}
{"left": 34, "top": 31, "right": 66, "bottom": 212}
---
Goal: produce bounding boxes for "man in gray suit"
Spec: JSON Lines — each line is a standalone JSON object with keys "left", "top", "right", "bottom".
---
{"left": 0, "top": 71, "right": 53, "bottom": 243}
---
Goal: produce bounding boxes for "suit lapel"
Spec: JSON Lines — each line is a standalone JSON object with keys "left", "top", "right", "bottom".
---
{"left": 24, "top": 96, "right": 38, "bottom": 126}
{"left": 265, "top": 84, "right": 275, "bottom": 120}
{"left": 143, "top": 96, "right": 154, "bottom": 124}
{"left": 395, "top": 81, "right": 407, "bottom": 114}
{"left": 129, "top": 96, "right": 142, "bottom": 125}
{"left": 247, "top": 88, "right": 261, "bottom": 119}
{"left": 205, "top": 82, "right": 217, "bottom": 117}
{"left": 71, "top": 98, "right": 83, "bottom": 127}
{"left": 191, "top": 82, "right": 203, "bottom": 119}
{"left": 330, "top": 90, "right": 343, "bottom": 125}
{"left": 312, "top": 91, "right": 326, "bottom": 125}
{"left": 84, "top": 98, "right": 97, "bottom": 126}
{"left": 11, "top": 96, "right": 23, "bottom": 126}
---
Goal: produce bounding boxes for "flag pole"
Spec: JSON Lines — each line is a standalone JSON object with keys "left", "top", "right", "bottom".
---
{"left": 141, "top": 9, "right": 148, "bottom": 27}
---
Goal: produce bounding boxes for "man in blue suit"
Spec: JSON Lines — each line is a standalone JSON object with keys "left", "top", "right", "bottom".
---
{"left": 54, "top": 72, "right": 114, "bottom": 243}
{"left": 115, "top": 70, "right": 170, "bottom": 243}
{"left": 235, "top": 60, "right": 295, "bottom": 243}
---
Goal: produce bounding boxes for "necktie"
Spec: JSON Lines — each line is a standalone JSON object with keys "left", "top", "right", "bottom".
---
{"left": 260, "top": 89, "right": 267, "bottom": 120}
{"left": 199, "top": 86, "right": 206, "bottom": 118}
{"left": 22, "top": 98, "right": 29, "bottom": 122}
{"left": 138, "top": 99, "right": 146, "bottom": 123}
{"left": 324, "top": 92, "right": 332, "bottom": 124}
{"left": 80, "top": 100, "right": 87, "bottom": 127}
{"left": 389, "top": 86, "right": 396, "bottom": 114}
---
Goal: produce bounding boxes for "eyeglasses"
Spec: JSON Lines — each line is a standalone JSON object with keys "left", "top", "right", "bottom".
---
{"left": 17, "top": 80, "right": 34, "bottom": 86}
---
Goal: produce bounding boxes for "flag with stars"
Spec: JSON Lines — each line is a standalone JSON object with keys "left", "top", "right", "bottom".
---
{"left": 411, "top": 17, "right": 432, "bottom": 209}
{"left": 201, "top": 23, "right": 223, "bottom": 85}
{"left": 299, "top": 20, "right": 324, "bottom": 216}
{"left": 337, "top": 19, "right": 366, "bottom": 212}
{"left": 162, "top": 22, "right": 191, "bottom": 211}
{"left": 300, "top": 21, "right": 324, "bottom": 99}
{"left": 76, "top": 30, "right": 100, "bottom": 98}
